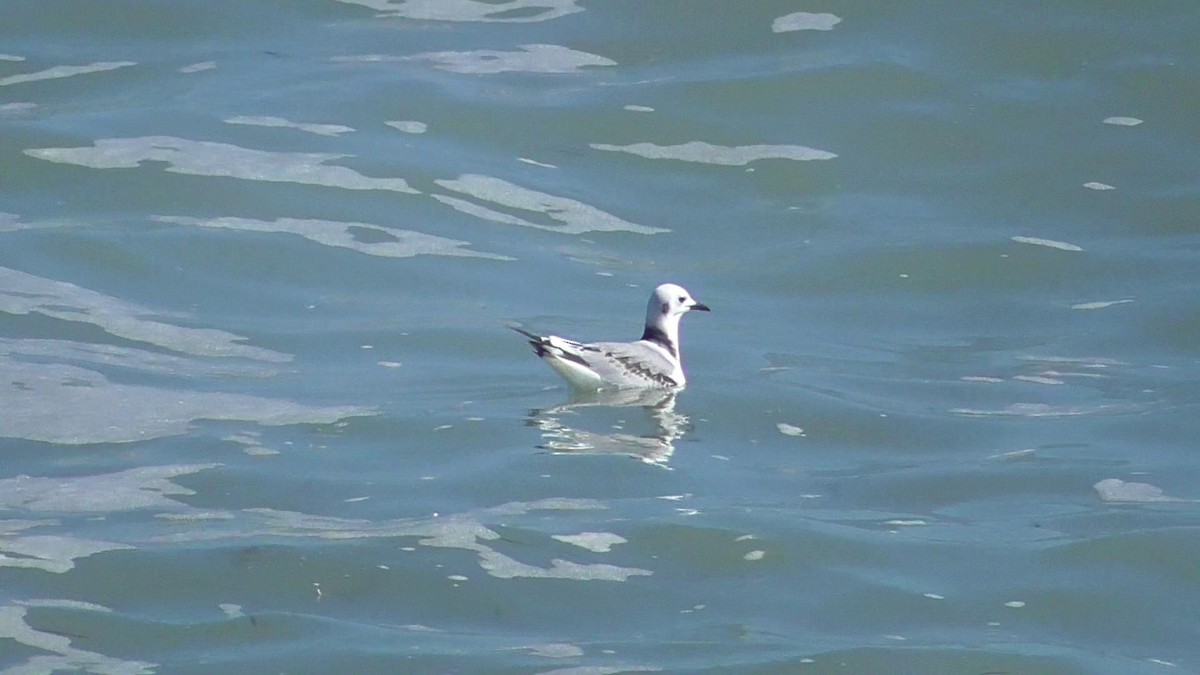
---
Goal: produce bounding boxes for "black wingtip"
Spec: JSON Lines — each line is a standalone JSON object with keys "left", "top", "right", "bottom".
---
{"left": 508, "top": 324, "right": 550, "bottom": 358}
{"left": 507, "top": 324, "right": 539, "bottom": 341}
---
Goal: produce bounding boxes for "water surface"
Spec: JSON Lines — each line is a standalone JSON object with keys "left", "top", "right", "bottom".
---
{"left": 2, "top": 2, "right": 1199, "bottom": 673}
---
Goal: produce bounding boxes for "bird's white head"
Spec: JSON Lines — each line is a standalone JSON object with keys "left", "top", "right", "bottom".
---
{"left": 642, "top": 283, "right": 709, "bottom": 354}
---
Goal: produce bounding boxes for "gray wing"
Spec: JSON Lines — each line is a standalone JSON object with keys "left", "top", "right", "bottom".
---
{"left": 579, "top": 340, "right": 681, "bottom": 388}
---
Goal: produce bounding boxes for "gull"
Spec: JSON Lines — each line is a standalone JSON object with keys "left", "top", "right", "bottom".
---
{"left": 511, "top": 283, "right": 710, "bottom": 390}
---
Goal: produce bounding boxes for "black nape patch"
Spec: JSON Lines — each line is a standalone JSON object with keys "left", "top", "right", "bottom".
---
{"left": 640, "top": 326, "right": 677, "bottom": 358}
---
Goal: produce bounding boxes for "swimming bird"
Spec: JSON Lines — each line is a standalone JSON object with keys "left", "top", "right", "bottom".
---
{"left": 511, "top": 283, "right": 709, "bottom": 390}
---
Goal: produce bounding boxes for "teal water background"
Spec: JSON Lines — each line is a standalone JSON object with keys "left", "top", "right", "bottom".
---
{"left": 2, "top": 2, "right": 1199, "bottom": 672}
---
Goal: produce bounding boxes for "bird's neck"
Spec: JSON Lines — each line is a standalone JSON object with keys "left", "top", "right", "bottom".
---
{"left": 641, "top": 316, "right": 680, "bottom": 359}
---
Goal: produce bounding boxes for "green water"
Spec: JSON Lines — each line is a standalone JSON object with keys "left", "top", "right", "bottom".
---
{"left": 1, "top": 2, "right": 1198, "bottom": 672}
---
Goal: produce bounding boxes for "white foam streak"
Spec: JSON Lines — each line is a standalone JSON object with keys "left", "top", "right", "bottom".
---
{"left": 332, "top": 0, "right": 583, "bottom": 22}
{"left": 0, "top": 266, "right": 288, "bottom": 361}
{"left": 386, "top": 120, "right": 428, "bottom": 134}
{"left": 1011, "top": 236, "right": 1084, "bottom": 251}
{"left": 0, "top": 102, "right": 37, "bottom": 115}
{"left": 338, "top": 44, "right": 613, "bottom": 74}
{"left": 552, "top": 532, "right": 627, "bottom": 552}
{"left": 776, "top": 423, "right": 806, "bottom": 437}
{"left": 435, "top": 174, "right": 667, "bottom": 234}
{"left": 480, "top": 552, "right": 650, "bottom": 581}
{"left": 180, "top": 61, "right": 217, "bottom": 73}
{"left": 524, "top": 643, "right": 584, "bottom": 658}
{"left": 153, "top": 215, "right": 512, "bottom": 260}
{"left": 0, "top": 605, "right": 157, "bottom": 673}
{"left": 219, "top": 603, "right": 244, "bottom": 618}
{"left": 26, "top": 136, "right": 419, "bottom": 194}
{"left": 225, "top": 115, "right": 354, "bottom": 137}
{"left": 1103, "top": 116, "right": 1143, "bottom": 126}
{"left": 772, "top": 12, "right": 842, "bottom": 33}
{"left": 0, "top": 338, "right": 279, "bottom": 378}
{"left": 159, "top": 498, "right": 649, "bottom": 581}
{"left": 1072, "top": 299, "right": 1133, "bottom": 310}
{"left": 590, "top": 140, "right": 837, "bottom": 165}
{"left": 0, "top": 61, "right": 136, "bottom": 87}
{"left": 0, "top": 532, "right": 132, "bottom": 574}
{"left": 1012, "top": 375, "right": 1064, "bottom": 385}
{"left": 1094, "top": 478, "right": 1193, "bottom": 503}
{"left": 0, "top": 358, "right": 370, "bottom": 444}
{"left": 951, "top": 402, "right": 1136, "bottom": 418}
{"left": 0, "top": 464, "right": 219, "bottom": 512}
{"left": 0, "top": 212, "right": 24, "bottom": 230}
{"left": 410, "top": 44, "right": 615, "bottom": 74}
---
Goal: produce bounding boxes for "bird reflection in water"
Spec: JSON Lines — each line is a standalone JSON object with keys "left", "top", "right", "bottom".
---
{"left": 525, "top": 388, "right": 692, "bottom": 467}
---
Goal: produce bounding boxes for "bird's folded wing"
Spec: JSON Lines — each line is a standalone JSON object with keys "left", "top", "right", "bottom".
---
{"left": 581, "top": 340, "right": 680, "bottom": 388}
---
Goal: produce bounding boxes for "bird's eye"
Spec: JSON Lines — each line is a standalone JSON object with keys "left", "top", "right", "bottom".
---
{"left": 678, "top": 296, "right": 686, "bottom": 303}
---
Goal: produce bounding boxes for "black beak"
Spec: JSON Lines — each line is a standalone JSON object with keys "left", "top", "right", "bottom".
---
{"left": 690, "top": 302, "right": 711, "bottom": 312}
